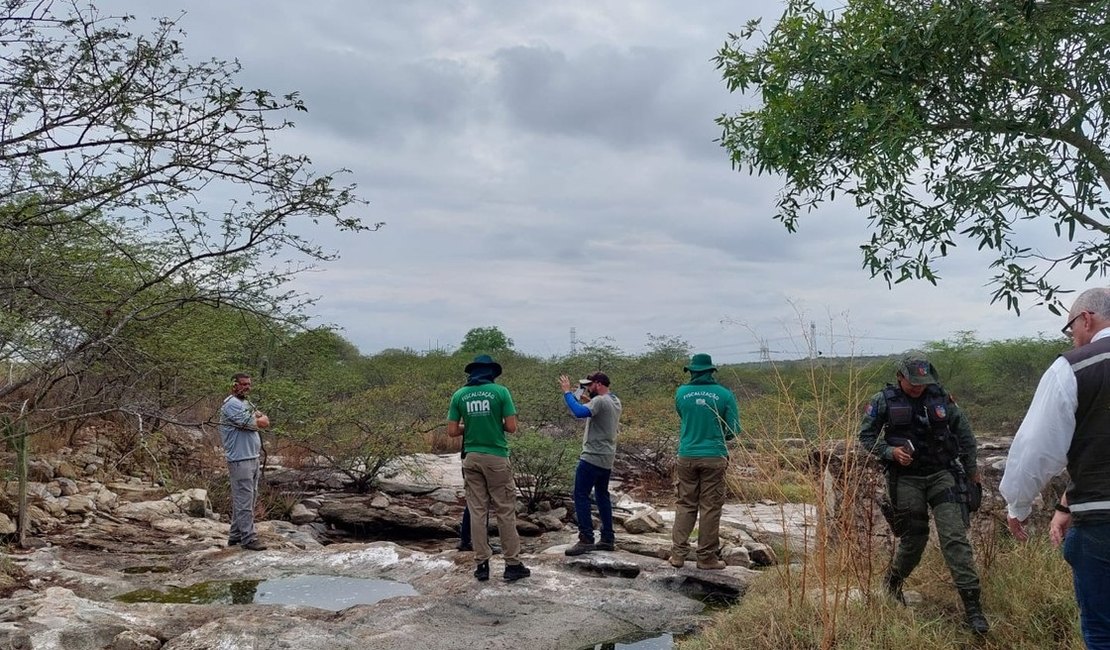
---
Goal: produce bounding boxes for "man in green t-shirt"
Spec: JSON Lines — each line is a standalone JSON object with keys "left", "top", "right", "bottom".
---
{"left": 671, "top": 353, "right": 740, "bottom": 570}
{"left": 447, "top": 354, "right": 530, "bottom": 582}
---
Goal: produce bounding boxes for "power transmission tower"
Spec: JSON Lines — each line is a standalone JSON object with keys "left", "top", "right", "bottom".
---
{"left": 570, "top": 327, "right": 577, "bottom": 355}
{"left": 759, "top": 345, "right": 771, "bottom": 364}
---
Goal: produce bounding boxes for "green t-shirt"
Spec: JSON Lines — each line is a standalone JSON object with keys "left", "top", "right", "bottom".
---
{"left": 447, "top": 382, "right": 517, "bottom": 457}
{"left": 675, "top": 381, "right": 740, "bottom": 458}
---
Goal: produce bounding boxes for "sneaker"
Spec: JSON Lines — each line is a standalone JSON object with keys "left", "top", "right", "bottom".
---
{"left": 564, "top": 540, "right": 595, "bottom": 556}
{"left": 456, "top": 541, "right": 473, "bottom": 552}
{"left": 668, "top": 553, "right": 685, "bottom": 568}
{"left": 242, "top": 540, "right": 268, "bottom": 551}
{"left": 696, "top": 558, "right": 727, "bottom": 570}
{"left": 503, "top": 563, "right": 531, "bottom": 582}
{"left": 595, "top": 540, "right": 615, "bottom": 552}
{"left": 474, "top": 560, "right": 490, "bottom": 582}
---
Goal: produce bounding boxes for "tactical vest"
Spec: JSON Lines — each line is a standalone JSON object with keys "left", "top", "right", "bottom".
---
{"left": 882, "top": 384, "right": 960, "bottom": 473}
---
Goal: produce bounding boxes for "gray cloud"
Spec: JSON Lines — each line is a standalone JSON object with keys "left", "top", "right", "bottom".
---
{"left": 84, "top": 0, "right": 1073, "bottom": 363}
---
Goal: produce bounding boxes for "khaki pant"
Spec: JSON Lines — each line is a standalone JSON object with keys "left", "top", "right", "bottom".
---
{"left": 672, "top": 456, "right": 728, "bottom": 561}
{"left": 462, "top": 452, "right": 522, "bottom": 565}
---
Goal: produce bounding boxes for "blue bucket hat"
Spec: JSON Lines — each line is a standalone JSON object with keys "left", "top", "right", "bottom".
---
{"left": 464, "top": 354, "right": 502, "bottom": 378}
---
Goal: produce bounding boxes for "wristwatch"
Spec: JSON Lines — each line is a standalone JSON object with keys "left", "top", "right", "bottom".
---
{"left": 1054, "top": 502, "right": 1071, "bottom": 514}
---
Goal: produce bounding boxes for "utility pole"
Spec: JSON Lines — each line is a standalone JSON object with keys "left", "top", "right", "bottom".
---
{"left": 809, "top": 321, "right": 817, "bottom": 359}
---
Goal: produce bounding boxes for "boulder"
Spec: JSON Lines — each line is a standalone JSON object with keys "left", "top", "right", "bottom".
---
{"left": 108, "top": 483, "right": 169, "bottom": 503}
{"left": 515, "top": 519, "right": 543, "bottom": 536}
{"left": 62, "top": 495, "right": 95, "bottom": 514}
{"left": 289, "top": 504, "right": 317, "bottom": 525}
{"left": 318, "top": 497, "right": 456, "bottom": 538}
{"left": 721, "top": 544, "right": 751, "bottom": 568}
{"left": 54, "top": 460, "right": 79, "bottom": 480}
{"left": 56, "top": 478, "right": 80, "bottom": 496}
{"left": 27, "top": 459, "right": 54, "bottom": 482}
{"left": 168, "top": 490, "right": 209, "bottom": 518}
{"left": 622, "top": 507, "right": 665, "bottom": 534}
{"left": 531, "top": 512, "right": 565, "bottom": 532}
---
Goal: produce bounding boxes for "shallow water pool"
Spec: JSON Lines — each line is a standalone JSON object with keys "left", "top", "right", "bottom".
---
{"left": 116, "top": 574, "right": 417, "bottom": 611}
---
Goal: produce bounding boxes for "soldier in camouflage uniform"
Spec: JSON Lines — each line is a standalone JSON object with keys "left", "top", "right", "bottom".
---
{"left": 858, "top": 353, "right": 989, "bottom": 634}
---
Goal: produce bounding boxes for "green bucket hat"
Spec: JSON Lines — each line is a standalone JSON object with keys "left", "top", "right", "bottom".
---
{"left": 684, "top": 353, "right": 717, "bottom": 373}
{"left": 464, "top": 354, "right": 502, "bottom": 377}
{"left": 897, "top": 354, "right": 937, "bottom": 386}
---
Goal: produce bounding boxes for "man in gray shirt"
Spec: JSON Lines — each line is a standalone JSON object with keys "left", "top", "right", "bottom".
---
{"left": 218, "top": 372, "right": 270, "bottom": 551}
{"left": 559, "top": 371, "right": 622, "bottom": 556}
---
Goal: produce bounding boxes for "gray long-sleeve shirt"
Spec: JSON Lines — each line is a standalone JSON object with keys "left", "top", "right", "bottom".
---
{"left": 219, "top": 395, "right": 261, "bottom": 462}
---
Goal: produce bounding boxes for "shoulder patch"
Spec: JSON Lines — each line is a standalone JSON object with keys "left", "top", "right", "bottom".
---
{"left": 864, "top": 402, "right": 875, "bottom": 418}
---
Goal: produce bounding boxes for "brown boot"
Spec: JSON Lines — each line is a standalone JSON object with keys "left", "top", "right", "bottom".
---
{"left": 564, "top": 537, "right": 596, "bottom": 556}
{"left": 696, "top": 558, "right": 726, "bottom": 570}
{"left": 668, "top": 553, "right": 685, "bottom": 568}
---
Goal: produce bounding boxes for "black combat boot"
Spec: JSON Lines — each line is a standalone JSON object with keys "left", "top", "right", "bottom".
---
{"left": 883, "top": 572, "right": 906, "bottom": 606}
{"left": 958, "top": 588, "right": 990, "bottom": 634}
{"left": 473, "top": 560, "right": 489, "bottom": 582}
{"left": 503, "top": 563, "right": 531, "bottom": 582}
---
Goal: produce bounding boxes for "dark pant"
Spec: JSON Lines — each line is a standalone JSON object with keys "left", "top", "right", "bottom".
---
{"left": 888, "top": 470, "right": 980, "bottom": 590}
{"left": 573, "top": 459, "right": 614, "bottom": 542}
{"left": 1063, "top": 522, "right": 1110, "bottom": 649}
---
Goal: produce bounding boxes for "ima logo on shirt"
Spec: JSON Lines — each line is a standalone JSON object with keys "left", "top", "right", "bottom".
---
{"left": 466, "top": 400, "right": 491, "bottom": 416}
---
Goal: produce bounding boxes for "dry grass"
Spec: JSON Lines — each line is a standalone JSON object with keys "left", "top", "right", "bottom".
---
{"left": 681, "top": 538, "right": 1081, "bottom": 650}
{"left": 679, "top": 349, "right": 1084, "bottom": 650}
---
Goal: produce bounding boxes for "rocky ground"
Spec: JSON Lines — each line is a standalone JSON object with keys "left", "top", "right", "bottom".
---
{"left": 1, "top": 433, "right": 819, "bottom": 650}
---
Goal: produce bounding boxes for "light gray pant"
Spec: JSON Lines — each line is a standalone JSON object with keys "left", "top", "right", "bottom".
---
{"left": 227, "top": 457, "right": 260, "bottom": 544}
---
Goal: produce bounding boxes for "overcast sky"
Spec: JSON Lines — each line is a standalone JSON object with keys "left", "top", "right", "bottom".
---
{"left": 107, "top": 0, "right": 1085, "bottom": 362}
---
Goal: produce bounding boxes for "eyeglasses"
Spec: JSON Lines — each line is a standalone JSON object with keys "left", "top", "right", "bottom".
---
{"left": 1062, "top": 311, "right": 1090, "bottom": 336}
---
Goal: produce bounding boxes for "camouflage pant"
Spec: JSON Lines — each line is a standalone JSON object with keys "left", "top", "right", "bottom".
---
{"left": 889, "top": 470, "right": 980, "bottom": 590}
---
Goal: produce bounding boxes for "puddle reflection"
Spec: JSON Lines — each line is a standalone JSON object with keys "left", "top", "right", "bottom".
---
{"left": 116, "top": 574, "right": 417, "bottom": 611}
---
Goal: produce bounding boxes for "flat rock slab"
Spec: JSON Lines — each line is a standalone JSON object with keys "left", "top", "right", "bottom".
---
{"left": 2, "top": 541, "right": 712, "bottom": 650}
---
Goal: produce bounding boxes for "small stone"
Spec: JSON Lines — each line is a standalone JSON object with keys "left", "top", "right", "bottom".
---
{"left": 112, "top": 629, "right": 162, "bottom": 650}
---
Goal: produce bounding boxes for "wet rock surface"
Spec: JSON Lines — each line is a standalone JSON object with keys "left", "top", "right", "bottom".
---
{"left": 1, "top": 438, "right": 826, "bottom": 649}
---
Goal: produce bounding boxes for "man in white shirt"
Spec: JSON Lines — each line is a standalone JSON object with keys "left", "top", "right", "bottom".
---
{"left": 1001, "top": 287, "right": 1110, "bottom": 649}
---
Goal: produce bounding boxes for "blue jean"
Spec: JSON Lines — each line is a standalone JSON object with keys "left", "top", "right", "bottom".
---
{"left": 573, "top": 460, "right": 614, "bottom": 542}
{"left": 1063, "top": 522, "right": 1110, "bottom": 649}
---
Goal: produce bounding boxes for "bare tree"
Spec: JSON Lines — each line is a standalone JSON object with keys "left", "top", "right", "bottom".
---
{"left": 0, "top": 1, "right": 378, "bottom": 539}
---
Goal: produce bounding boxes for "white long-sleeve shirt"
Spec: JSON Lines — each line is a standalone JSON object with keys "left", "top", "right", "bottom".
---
{"left": 999, "top": 328, "right": 1110, "bottom": 520}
